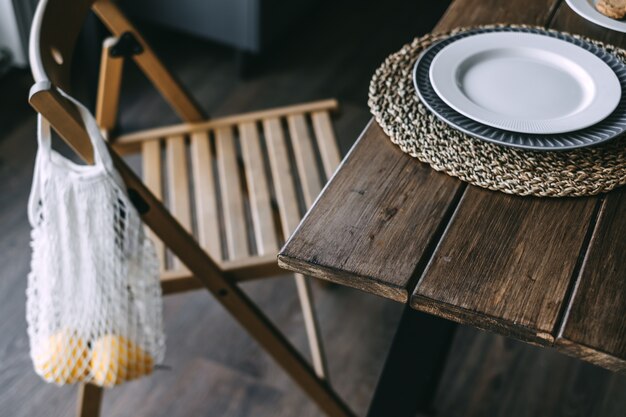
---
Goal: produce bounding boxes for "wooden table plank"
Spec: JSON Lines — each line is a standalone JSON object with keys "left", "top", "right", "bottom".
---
{"left": 280, "top": 121, "right": 463, "bottom": 302}
{"left": 548, "top": 3, "right": 626, "bottom": 371}
{"left": 411, "top": 191, "right": 597, "bottom": 343}
{"left": 557, "top": 190, "right": 626, "bottom": 371}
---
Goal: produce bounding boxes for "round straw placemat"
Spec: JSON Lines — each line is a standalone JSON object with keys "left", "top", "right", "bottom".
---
{"left": 368, "top": 24, "right": 626, "bottom": 197}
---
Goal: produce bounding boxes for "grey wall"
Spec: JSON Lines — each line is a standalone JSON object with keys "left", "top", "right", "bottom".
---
{"left": 121, "top": 0, "right": 317, "bottom": 53}
{"left": 122, "top": 0, "right": 262, "bottom": 52}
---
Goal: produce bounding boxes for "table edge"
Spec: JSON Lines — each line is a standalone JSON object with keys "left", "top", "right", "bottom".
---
{"left": 278, "top": 254, "right": 408, "bottom": 302}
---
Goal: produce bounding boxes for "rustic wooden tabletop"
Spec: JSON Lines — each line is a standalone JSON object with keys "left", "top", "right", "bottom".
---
{"left": 279, "top": 0, "right": 626, "bottom": 397}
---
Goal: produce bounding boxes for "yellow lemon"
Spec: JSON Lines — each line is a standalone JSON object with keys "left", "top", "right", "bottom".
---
{"left": 34, "top": 330, "right": 89, "bottom": 384}
{"left": 90, "top": 335, "right": 154, "bottom": 387}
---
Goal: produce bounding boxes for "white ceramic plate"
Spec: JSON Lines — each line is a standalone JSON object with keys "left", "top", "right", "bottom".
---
{"left": 566, "top": 0, "right": 626, "bottom": 33}
{"left": 414, "top": 27, "right": 626, "bottom": 150}
{"left": 429, "top": 32, "right": 621, "bottom": 134}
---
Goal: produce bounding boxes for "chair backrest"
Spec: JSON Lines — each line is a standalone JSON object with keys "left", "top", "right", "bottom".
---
{"left": 30, "top": 0, "right": 96, "bottom": 91}
{"left": 30, "top": 0, "right": 205, "bottom": 131}
{"left": 29, "top": 0, "right": 206, "bottom": 164}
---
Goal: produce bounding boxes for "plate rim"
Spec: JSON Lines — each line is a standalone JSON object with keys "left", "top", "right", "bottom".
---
{"left": 412, "top": 27, "right": 626, "bottom": 151}
{"left": 428, "top": 31, "right": 621, "bottom": 134}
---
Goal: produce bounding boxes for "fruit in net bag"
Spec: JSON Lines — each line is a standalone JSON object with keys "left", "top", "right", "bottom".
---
{"left": 33, "top": 329, "right": 89, "bottom": 384}
{"left": 90, "top": 334, "right": 154, "bottom": 387}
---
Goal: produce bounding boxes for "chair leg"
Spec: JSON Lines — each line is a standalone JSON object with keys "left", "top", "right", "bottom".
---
{"left": 76, "top": 384, "right": 104, "bottom": 417}
{"left": 295, "top": 273, "right": 329, "bottom": 380}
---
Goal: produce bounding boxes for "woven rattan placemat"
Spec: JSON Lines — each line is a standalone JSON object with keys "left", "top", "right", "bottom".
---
{"left": 368, "top": 25, "right": 626, "bottom": 197}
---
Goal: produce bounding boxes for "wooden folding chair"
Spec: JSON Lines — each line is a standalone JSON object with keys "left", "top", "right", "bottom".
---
{"left": 28, "top": 1, "right": 354, "bottom": 416}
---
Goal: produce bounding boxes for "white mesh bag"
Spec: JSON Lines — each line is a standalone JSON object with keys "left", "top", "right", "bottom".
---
{"left": 26, "top": 90, "right": 165, "bottom": 387}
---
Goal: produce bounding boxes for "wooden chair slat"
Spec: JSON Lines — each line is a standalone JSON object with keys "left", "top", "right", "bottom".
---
{"left": 239, "top": 122, "right": 279, "bottom": 255}
{"left": 113, "top": 99, "right": 339, "bottom": 146}
{"left": 287, "top": 114, "right": 323, "bottom": 209}
{"left": 141, "top": 140, "right": 165, "bottom": 271}
{"left": 166, "top": 134, "right": 192, "bottom": 271}
{"left": 263, "top": 117, "right": 302, "bottom": 235}
{"left": 264, "top": 117, "right": 329, "bottom": 379}
{"left": 311, "top": 111, "right": 341, "bottom": 179}
{"left": 215, "top": 126, "right": 249, "bottom": 259}
{"left": 189, "top": 131, "right": 221, "bottom": 259}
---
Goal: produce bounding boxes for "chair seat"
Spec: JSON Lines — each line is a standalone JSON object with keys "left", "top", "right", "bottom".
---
{"left": 112, "top": 100, "right": 341, "bottom": 294}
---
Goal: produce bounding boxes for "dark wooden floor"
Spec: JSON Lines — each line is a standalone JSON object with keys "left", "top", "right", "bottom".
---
{"left": 1, "top": 1, "right": 624, "bottom": 416}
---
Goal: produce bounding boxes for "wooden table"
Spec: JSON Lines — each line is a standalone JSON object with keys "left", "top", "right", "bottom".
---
{"left": 278, "top": 0, "right": 626, "bottom": 414}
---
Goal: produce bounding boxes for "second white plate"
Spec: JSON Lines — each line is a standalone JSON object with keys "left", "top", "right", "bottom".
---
{"left": 566, "top": 0, "right": 626, "bottom": 33}
{"left": 429, "top": 32, "right": 621, "bottom": 134}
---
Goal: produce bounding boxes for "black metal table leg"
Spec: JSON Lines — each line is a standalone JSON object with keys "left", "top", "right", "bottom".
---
{"left": 366, "top": 306, "right": 458, "bottom": 417}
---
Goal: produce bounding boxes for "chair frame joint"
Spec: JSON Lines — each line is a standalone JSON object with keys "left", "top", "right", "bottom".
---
{"left": 109, "top": 32, "right": 143, "bottom": 58}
